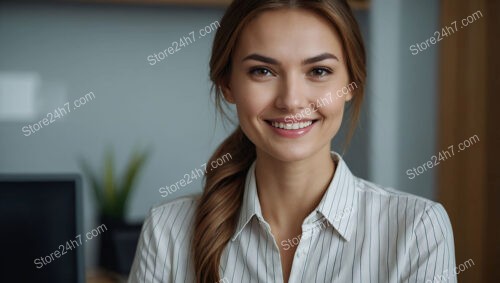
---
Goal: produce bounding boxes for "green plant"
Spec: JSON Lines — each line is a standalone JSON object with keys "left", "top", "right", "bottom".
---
{"left": 79, "top": 147, "right": 150, "bottom": 221}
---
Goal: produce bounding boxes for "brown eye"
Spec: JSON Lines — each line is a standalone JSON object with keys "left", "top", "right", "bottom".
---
{"left": 308, "top": 67, "right": 333, "bottom": 78}
{"left": 249, "top": 67, "right": 274, "bottom": 77}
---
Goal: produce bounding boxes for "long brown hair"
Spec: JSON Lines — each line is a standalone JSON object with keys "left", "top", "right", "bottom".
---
{"left": 192, "top": 0, "right": 366, "bottom": 282}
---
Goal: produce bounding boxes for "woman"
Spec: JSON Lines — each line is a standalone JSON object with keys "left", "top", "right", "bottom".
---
{"left": 129, "top": 0, "right": 456, "bottom": 282}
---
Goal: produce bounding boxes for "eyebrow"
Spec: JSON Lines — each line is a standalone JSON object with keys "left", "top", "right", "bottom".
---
{"left": 242, "top": 52, "right": 339, "bottom": 65}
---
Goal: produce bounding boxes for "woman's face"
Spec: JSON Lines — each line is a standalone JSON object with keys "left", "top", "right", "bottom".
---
{"left": 224, "top": 8, "right": 353, "bottom": 162}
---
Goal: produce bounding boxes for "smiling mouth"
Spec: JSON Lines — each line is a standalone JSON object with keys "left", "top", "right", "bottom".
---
{"left": 266, "top": 119, "right": 318, "bottom": 130}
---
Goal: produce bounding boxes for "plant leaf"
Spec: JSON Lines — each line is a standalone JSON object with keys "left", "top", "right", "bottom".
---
{"left": 104, "top": 147, "right": 115, "bottom": 217}
{"left": 78, "top": 157, "right": 103, "bottom": 212}
{"left": 117, "top": 147, "right": 150, "bottom": 216}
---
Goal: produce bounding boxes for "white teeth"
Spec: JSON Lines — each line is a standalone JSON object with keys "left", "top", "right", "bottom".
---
{"left": 271, "top": 120, "right": 313, "bottom": 130}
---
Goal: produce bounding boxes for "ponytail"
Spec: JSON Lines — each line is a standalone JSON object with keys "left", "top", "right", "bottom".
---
{"left": 192, "top": 127, "right": 256, "bottom": 283}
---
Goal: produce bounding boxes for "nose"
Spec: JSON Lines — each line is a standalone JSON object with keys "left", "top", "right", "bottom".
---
{"left": 274, "top": 73, "right": 309, "bottom": 113}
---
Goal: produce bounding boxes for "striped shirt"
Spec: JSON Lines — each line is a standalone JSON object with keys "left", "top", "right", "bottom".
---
{"left": 128, "top": 152, "right": 456, "bottom": 283}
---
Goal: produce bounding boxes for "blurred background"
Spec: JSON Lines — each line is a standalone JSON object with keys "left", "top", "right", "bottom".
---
{"left": 0, "top": 0, "right": 497, "bottom": 282}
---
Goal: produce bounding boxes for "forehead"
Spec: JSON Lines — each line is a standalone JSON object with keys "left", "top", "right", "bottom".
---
{"left": 234, "top": 8, "right": 344, "bottom": 63}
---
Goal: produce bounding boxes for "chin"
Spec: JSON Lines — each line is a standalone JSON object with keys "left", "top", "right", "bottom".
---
{"left": 260, "top": 142, "right": 321, "bottom": 163}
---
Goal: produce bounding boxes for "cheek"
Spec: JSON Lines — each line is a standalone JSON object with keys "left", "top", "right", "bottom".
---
{"left": 318, "top": 98, "right": 346, "bottom": 124}
{"left": 233, "top": 85, "right": 275, "bottom": 118}
{"left": 235, "top": 103, "right": 260, "bottom": 126}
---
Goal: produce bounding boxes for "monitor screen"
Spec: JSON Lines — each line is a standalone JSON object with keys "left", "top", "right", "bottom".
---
{"left": 0, "top": 175, "right": 84, "bottom": 283}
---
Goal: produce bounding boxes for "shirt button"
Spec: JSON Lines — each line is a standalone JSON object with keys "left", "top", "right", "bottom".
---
{"left": 296, "top": 250, "right": 304, "bottom": 258}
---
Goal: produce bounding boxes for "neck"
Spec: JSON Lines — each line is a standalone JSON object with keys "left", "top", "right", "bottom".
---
{"left": 255, "top": 147, "right": 336, "bottom": 231}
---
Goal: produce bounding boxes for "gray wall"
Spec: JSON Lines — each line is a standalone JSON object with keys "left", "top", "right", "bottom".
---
{"left": 0, "top": 2, "right": 230, "bottom": 268}
{"left": 369, "top": 0, "right": 439, "bottom": 199}
{"left": 0, "top": 0, "right": 438, "bottom": 270}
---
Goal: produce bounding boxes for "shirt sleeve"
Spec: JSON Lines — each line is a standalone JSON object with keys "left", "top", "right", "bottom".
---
{"left": 128, "top": 207, "right": 172, "bottom": 283}
{"left": 401, "top": 203, "right": 457, "bottom": 283}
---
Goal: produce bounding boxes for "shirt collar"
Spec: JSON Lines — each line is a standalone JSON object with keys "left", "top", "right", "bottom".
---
{"left": 231, "top": 151, "right": 359, "bottom": 242}
{"left": 231, "top": 160, "right": 263, "bottom": 241}
{"left": 316, "top": 152, "right": 358, "bottom": 241}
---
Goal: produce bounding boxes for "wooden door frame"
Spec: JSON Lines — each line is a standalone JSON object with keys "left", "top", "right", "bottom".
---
{"left": 438, "top": 1, "right": 499, "bottom": 282}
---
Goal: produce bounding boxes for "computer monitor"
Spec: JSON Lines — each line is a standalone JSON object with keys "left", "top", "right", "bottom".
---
{"left": 0, "top": 174, "right": 84, "bottom": 283}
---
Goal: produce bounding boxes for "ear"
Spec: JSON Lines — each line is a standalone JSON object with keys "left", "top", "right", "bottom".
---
{"left": 220, "top": 79, "right": 235, "bottom": 104}
{"left": 345, "top": 91, "right": 353, "bottom": 102}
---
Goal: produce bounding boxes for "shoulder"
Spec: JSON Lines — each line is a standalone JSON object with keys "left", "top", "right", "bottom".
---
{"left": 129, "top": 195, "right": 200, "bottom": 282}
{"left": 146, "top": 195, "right": 200, "bottom": 236}
{"left": 355, "top": 177, "right": 444, "bottom": 212}
{"left": 351, "top": 179, "right": 458, "bottom": 280}
{"left": 139, "top": 195, "right": 200, "bottom": 254}
{"left": 151, "top": 194, "right": 199, "bottom": 216}
{"left": 354, "top": 177, "right": 453, "bottom": 235}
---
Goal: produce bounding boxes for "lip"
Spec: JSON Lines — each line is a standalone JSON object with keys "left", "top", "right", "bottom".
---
{"left": 264, "top": 118, "right": 318, "bottom": 138}
{"left": 266, "top": 117, "right": 317, "bottom": 123}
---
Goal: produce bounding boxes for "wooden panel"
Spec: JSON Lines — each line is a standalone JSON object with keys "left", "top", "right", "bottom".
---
{"left": 64, "top": 0, "right": 370, "bottom": 9}
{"left": 70, "top": 0, "right": 232, "bottom": 7}
{"left": 484, "top": 1, "right": 500, "bottom": 282}
{"left": 438, "top": 0, "right": 499, "bottom": 282}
